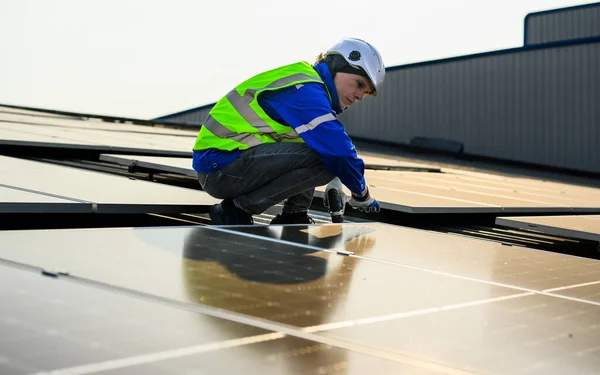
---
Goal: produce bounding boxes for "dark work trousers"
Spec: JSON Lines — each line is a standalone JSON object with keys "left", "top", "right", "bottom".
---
{"left": 197, "top": 143, "right": 333, "bottom": 215}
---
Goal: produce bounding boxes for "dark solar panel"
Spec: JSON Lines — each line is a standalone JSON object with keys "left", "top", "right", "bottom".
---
{"left": 0, "top": 156, "right": 217, "bottom": 214}
{"left": 228, "top": 223, "right": 600, "bottom": 300}
{"left": 0, "top": 263, "right": 268, "bottom": 375}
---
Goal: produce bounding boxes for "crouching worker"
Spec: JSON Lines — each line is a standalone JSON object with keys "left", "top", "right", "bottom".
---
{"left": 193, "top": 38, "right": 384, "bottom": 225}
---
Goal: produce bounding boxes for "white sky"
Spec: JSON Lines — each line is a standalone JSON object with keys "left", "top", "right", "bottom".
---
{"left": 0, "top": 0, "right": 594, "bottom": 119}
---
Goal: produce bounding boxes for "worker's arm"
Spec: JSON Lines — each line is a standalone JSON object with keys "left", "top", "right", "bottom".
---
{"left": 260, "top": 82, "right": 368, "bottom": 196}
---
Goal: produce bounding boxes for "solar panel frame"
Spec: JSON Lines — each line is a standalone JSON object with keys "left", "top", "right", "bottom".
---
{"left": 496, "top": 215, "right": 600, "bottom": 242}
{"left": 0, "top": 156, "right": 218, "bottom": 214}
{"left": 0, "top": 184, "right": 92, "bottom": 213}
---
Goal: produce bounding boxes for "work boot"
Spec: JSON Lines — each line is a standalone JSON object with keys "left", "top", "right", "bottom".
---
{"left": 209, "top": 199, "right": 254, "bottom": 225}
{"left": 270, "top": 212, "right": 315, "bottom": 225}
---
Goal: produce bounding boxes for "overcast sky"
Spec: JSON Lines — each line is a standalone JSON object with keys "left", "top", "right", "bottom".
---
{"left": 0, "top": 0, "right": 594, "bottom": 119}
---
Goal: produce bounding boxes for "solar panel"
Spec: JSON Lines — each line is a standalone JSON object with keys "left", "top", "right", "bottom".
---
{"left": 311, "top": 170, "right": 600, "bottom": 214}
{"left": 318, "top": 292, "right": 600, "bottom": 375}
{"left": 0, "top": 263, "right": 268, "bottom": 374}
{"left": 97, "top": 155, "right": 600, "bottom": 216}
{"left": 0, "top": 223, "right": 598, "bottom": 374}
{"left": 392, "top": 169, "right": 600, "bottom": 203}
{"left": 100, "top": 154, "right": 196, "bottom": 177}
{"left": 0, "top": 184, "right": 92, "bottom": 213}
{"left": 4, "top": 106, "right": 598, "bottom": 216}
{"left": 0, "top": 109, "right": 198, "bottom": 157}
{"left": 0, "top": 122, "right": 196, "bottom": 153}
{"left": 0, "top": 106, "right": 83, "bottom": 119}
{"left": 0, "top": 225, "right": 518, "bottom": 328}
{"left": 0, "top": 264, "right": 436, "bottom": 375}
{"left": 223, "top": 223, "right": 600, "bottom": 300}
{"left": 496, "top": 215, "right": 600, "bottom": 242}
{"left": 0, "top": 106, "right": 198, "bottom": 136}
{"left": 90, "top": 335, "right": 441, "bottom": 375}
{"left": 0, "top": 156, "right": 218, "bottom": 214}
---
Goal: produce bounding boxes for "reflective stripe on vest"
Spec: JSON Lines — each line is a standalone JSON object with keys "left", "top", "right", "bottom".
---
{"left": 193, "top": 62, "right": 330, "bottom": 151}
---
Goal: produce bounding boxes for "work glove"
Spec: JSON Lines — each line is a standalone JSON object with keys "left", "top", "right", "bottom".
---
{"left": 349, "top": 189, "right": 381, "bottom": 213}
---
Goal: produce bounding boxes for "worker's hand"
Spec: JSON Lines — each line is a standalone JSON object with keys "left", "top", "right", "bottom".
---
{"left": 349, "top": 190, "right": 380, "bottom": 213}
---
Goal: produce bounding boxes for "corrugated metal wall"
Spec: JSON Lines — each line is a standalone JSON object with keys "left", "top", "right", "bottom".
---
{"left": 339, "top": 41, "right": 600, "bottom": 174}
{"left": 525, "top": 3, "right": 600, "bottom": 45}
{"left": 156, "top": 105, "right": 213, "bottom": 125}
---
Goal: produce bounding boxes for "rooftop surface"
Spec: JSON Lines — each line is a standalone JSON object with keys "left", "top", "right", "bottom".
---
{"left": 1, "top": 104, "right": 599, "bottom": 374}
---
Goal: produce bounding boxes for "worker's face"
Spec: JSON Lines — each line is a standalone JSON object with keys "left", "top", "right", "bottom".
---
{"left": 334, "top": 72, "right": 374, "bottom": 109}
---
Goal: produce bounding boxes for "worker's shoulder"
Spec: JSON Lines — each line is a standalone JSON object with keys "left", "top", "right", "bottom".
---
{"left": 262, "top": 80, "right": 329, "bottom": 104}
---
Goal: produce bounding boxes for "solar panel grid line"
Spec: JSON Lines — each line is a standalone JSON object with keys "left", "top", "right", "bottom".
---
{"left": 421, "top": 230, "right": 519, "bottom": 246}
{"left": 24, "top": 333, "right": 287, "bottom": 375}
{"left": 205, "top": 225, "right": 600, "bottom": 306}
{"left": 349, "top": 253, "right": 600, "bottom": 307}
{"left": 1, "top": 224, "right": 599, "bottom": 373}
{"left": 406, "top": 172, "right": 564, "bottom": 195}
{"left": 428, "top": 227, "right": 549, "bottom": 248}
{"left": 31, "top": 271, "right": 480, "bottom": 375}
{"left": 459, "top": 229, "right": 548, "bottom": 245}
{"left": 2, "top": 231, "right": 596, "bottom": 374}
{"left": 368, "top": 173, "right": 566, "bottom": 206}
{"left": 0, "top": 261, "right": 285, "bottom": 375}
{"left": 371, "top": 173, "right": 597, "bottom": 208}
{"left": 0, "top": 183, "right": 92, "bottom": 204}
{"left": 364, "top": 185, "right": 501, "bottom": 208}
{"left": 495, "top": 228, "right": 581, "bottom": 243}
{"left": 468, "top": 226, "right": 557, "bottom": 244}
{"left": 439, "top": 167, "right": 595, "bottom": 190}
{"left": 302, "top": 292, "right": 534, "bottom": 333}
{"left": 318, "top": 294, "right": 600, "bottom": 375}
{"left": 421, "top": 170, "right": 600, "bottom": 202}
{"left": 547, "top": 280, "right": 600, "bottom": 292}
{"left": 366, "top": 175, "right": 586, "bottom": 212}
{"left": 0, "top": 123, "right": 102, "bottom": 146}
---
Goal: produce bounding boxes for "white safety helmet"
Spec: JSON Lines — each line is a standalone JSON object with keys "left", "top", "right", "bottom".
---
{"left": 324, "top": 38, "right": 385, "bottom": 96}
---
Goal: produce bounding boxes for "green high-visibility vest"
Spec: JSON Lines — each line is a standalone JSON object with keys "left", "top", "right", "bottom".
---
{"left": 193, "top": 61, "right": 330, "bottom": 151}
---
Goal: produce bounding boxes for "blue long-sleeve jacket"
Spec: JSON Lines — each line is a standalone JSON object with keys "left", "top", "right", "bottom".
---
{"left": 192, "top": 62, "right": 367, "bottom": 196}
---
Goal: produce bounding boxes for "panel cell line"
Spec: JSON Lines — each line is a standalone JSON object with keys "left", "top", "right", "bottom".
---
{"left": 0, "top": 223, "right": 599, "bottom": 374}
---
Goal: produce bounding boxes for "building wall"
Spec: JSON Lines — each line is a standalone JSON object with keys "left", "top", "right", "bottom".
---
{"left": 156, "top": 41, "right": 600, "bottom": 174}
{"left": 525, "top": 3, "right": 600, "bottom": 45}
{"left": 339, "top": 40, "right": 600, "bottom": 174}
{"left": 155, "top": 104, "right": 213, "bottom": 126}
